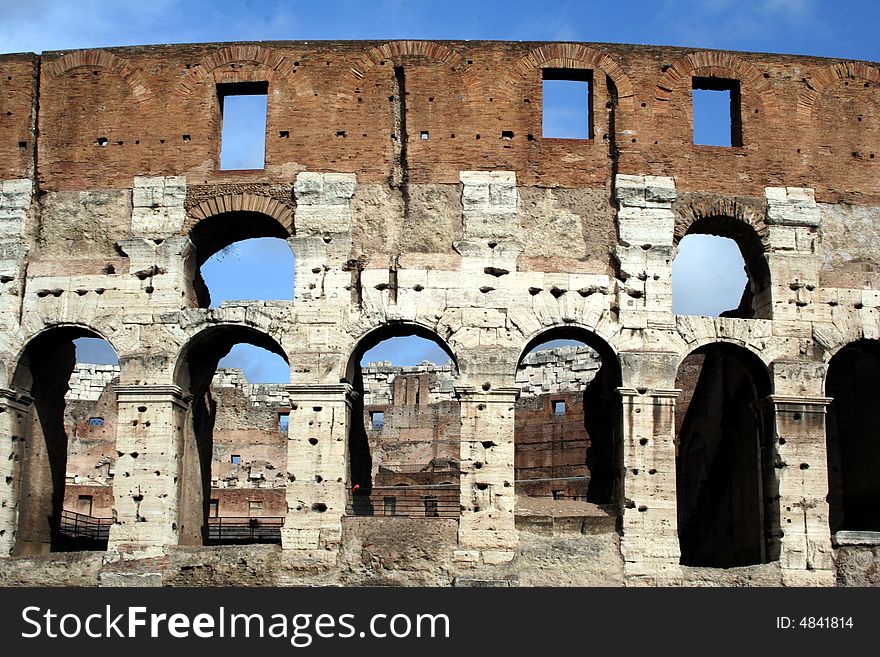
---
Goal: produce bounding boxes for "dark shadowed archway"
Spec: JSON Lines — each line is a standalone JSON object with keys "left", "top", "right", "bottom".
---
{"left": 674, "top": 342, "right": 777, "bottom": 567}
{"left": 515, "top": 326, "right": 622, "bottom": 510}
{"left": 11, "top": 326, "right": 118, "bottom": 555}
{"left": 174, "top": 325, "right": 289, "bottom": 545}
{"left": 825, "top": 340, "right": 880, "bottom": 533}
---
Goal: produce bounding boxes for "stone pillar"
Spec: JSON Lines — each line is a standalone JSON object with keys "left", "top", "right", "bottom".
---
{"left": 769, "top": 395, "right": 836, "bottom": 586}
{"left": 619, "top": 387, "right": 682, "bottom": 583}
{"left": 283, "top": 383, "right": 352, "bottom": 566}
{"left": 108, "top": 385, "right": 189, "bottom": 556}
{"left": 614, "top": 174, "right": 676, "bottom": 330}
{"left": 763, "top": 186, "right": 822, "bottom": 321}
{"left": 454, "top": 386, "right": 518, "bottom": 565}
{"left": 0, "top": 389, "right": 31, "bottom": 556}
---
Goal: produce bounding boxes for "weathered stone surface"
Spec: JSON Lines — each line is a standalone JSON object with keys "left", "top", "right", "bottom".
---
{"left": 0, "top": 38, "right": 877, "bottom": 586}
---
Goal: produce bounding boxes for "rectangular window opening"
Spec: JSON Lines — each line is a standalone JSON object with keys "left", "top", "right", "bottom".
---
{"left": 76, "top": 494, "right": 94, "bottom": 516}
{"left": 209, "top": 499, "right": 219, "bottom": 518}
{"left": 370, "top": 411, "right": 385, "bottom": 431}
{"left": 424, "top": 496, "right": 439, "bottom": 518}
{"left": 383, "top": 496, "right": 397, "bottom": 516}
{"left": 217, "top": 81, "right": 269, "bottom": 170}
{"left": 248, "top": 500, "right": 263, "bottom": 517}
{"left": 692, "top": 77, "right": 742, "bottom": 147}
{"left": 542, "top": 68, "right": 592, "bottom": 140}
{"left": 231, "top": 454, "right": 241, "bottom": 465}
{"left": 553, "top": 400, "right": 566, "bottom": 416}
{"left": 278, "top": 412, "right": 289, "bottom": 433}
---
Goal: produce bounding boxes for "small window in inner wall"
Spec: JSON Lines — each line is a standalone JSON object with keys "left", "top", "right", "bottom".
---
{"left": 231, "top": 454, "right": 241, "bottom": 465}
{"left": 553, "top": 400, "right": 566, "bottom": 416}
{"left": 371, "top": 411, "right": 385, "bottom": 430}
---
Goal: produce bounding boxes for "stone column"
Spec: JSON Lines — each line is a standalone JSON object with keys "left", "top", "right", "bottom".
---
{"left": 283, "top": 383, "right": 352, "bottom": 566}
{"left": 108, "top": 385, "right": 189, "bottom": 556}
{"left": 454, "top": 386, "right": 518, "bottom": 566}
{"left": 614, "top": 174, "right": 676, "bottom": 330}
{"left": 0, "top": 389, "right": 31, "bottom": 556}
{"left": 769, "top": 395, "right": 836, "bottom": 586}
{"left": 619, "top": 387, "right": 682, "bottom": 583}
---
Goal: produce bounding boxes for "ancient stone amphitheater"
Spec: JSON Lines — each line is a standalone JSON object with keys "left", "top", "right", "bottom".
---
{"left": 0, "top": 39, "right": 878, "bottom": 586}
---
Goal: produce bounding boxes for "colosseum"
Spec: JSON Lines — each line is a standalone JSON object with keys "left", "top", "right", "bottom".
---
{"left": 0, "top": 39, "right": 878, "bottom": 587}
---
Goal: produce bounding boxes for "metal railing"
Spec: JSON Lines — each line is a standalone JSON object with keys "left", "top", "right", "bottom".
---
{"left": 206, "top": 516, "right": 284, "bottom": 544}
{"left": 58, "top": 510, "right": 113, "bottom": 542}
{"left": 347, "top": 485, "right": 459, "bottom": 518}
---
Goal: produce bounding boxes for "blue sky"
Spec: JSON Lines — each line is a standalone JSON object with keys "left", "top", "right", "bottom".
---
{"left": 9, "top": 0, "right": 875, "bottom": 381}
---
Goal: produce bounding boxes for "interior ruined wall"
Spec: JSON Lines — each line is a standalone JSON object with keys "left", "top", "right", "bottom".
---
{"left": 0, "top": 39, "right": 877, "bottom": 586}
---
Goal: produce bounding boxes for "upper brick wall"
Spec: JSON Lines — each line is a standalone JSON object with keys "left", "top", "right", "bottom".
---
{"left": 0, "top": 54, "right": 37, "bottom": 181}
{"left": 0, "top": 40, "right": 877, "bottom": 201}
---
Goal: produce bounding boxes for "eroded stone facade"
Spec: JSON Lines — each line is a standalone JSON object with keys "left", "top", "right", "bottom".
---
{"left": 1, "top": 40, "right": 879, "bottom": 586}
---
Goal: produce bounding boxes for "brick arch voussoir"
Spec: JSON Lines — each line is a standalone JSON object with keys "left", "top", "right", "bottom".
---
{"left": 43, "top": 50, "right": 153, "bottom": 104}
{"left": 344, "top": 40, "right": 470, "bottom": 102}
{"left": 186, "top": 194, "right": 295, "bottom": 235}
{"left": 176, "top": 44, "right": 313, "bottom": 98}
{"left": 797, "top": 61, "right": 880, "bottom": 126}
{"left": 672, "top": 195, "right": 768, "bottom": 244}
{"left": 500, "top": 44, "right": 634, "bottom": 110}
{"left": 654, "top": 51, "right": 778, "bottom": 119}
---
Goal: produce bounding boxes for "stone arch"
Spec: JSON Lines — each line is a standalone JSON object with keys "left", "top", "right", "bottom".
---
{"left": 654, "top": 51, "right": 779, "bottom": 119}
{"left": 43, "top": 49, "right": 153, "bottom": 103}
{"left": 10, "top": 324, "right": 120, "bottom": 555}
{"left": 173, "top": 323, "right": 289, "bottom": 545}
{"left": 674, "top": 340, "right": 777, "bottom": 567}
{"left": 516, "top": 325, "right": 622, "bottom": 506}
{"left": 187, "top": 194, "right": 295, "bottom": 240}
{"left": 797, "top": 61, "right": 880, "bottom": 126}
{"left": 176, "top": 44, "right": 314, "bottom": 98}
{"left": 672, "top": 201, "right": 771, "bottom": 319}
{"left": 499, "top": 43, "right": 634, "bottom": 110}
{"left": 672, "top": 194, "right": 767, "bottom": 243}
{"left": 185, "top": 202, "right": 296, "bottom": 308}
{"left": 342, "top": 320, "right": 462, "bottom": 518}
{"left": 13, "top": 322, "right": 122, "bottom": 385}
{"left": 674, "top": 335, "right": 773, "bottom": 373}
{"left": 343, "top": 320, "right": 459, "bottom": 384}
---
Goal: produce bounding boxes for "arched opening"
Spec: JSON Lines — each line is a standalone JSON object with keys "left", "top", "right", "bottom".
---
{"left": 343, "top": 325, "right": 460, "bottom": 519}
{"left": 11, "top": 328, "right": 119, "bottom": 555}
{"left": 188, "top": 211, "right": 293, "bottom": 308}
{"left": 825, "top": 340, "right": 880, "bottom": 534}
{"left": 175, "top": 325, "right": 289, "bottom": 545}
{"left": 672, "top": 217, "right": 770, "bottom": 318}
{"left": 674, "top": 343, "right": 777, "bottom": 567}
{"left": 514, "top": 327, "right": 622, "bottom": 533}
